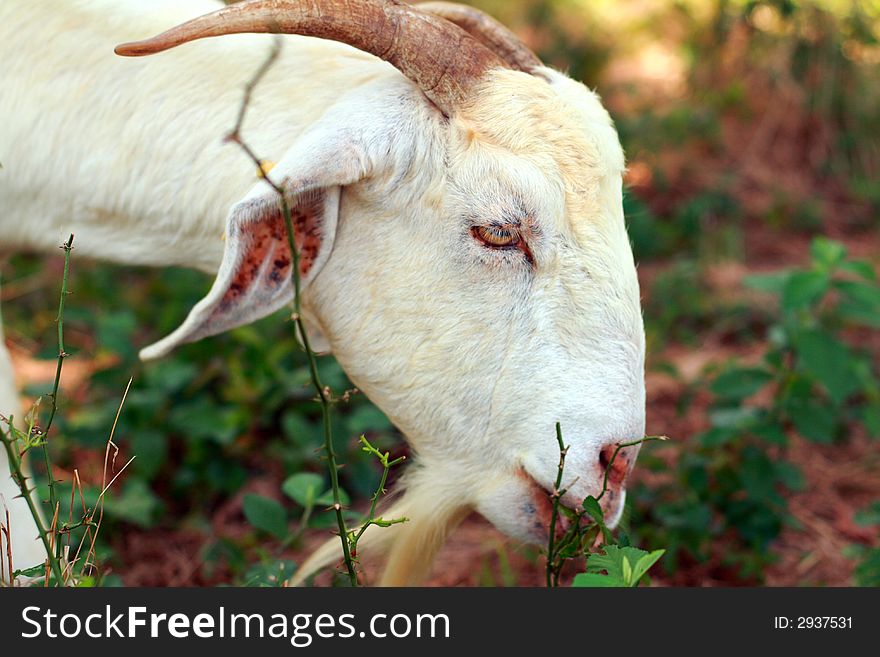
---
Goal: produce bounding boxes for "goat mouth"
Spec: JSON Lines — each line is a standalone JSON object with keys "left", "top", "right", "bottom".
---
{"left": 519, "top": 468, "right": 626, "bottom": 539}
{"left": 520, "top": 471, "right": 571, "bottom": 541}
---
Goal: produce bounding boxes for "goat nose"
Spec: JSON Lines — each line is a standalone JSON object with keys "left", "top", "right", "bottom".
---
{"left": 598, "top": 444, "right": 632, "bottom": 486}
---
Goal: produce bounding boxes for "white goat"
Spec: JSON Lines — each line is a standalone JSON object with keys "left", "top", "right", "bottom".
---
{"left": 0, "top": 0, "right": 645, "bottom": 586}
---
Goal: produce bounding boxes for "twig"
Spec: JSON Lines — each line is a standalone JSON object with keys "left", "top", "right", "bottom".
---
{"left": 545, "top": 428, "right": 669, "bottom": 587}
{"left": 596, "top": 435, "right": 668, "bottom": 502}
{"left": 0, "top": 418, "right": 64, "bottom": 584}
{"left": 546, "top": 422, "right": 568, "bottom": 587}
{"left": 348, "top": 436, "right": 407, "bottom": 566}
{"left": 0, "top": 233, "right": 75, "bottom": 586}
{"left": 79, "top": 378, "right": 133, "bottom": 579}
{"left": 3, "top": 508, "right": 12, "bottom": 584}
{"left": 40, "top": 234, "right": 74, "bottom": 523}
{"left": 0, "top": 235, "right": 135, "bottom": 586}
{"left": 225, "top": 38, "right": 358, "bottom": 585}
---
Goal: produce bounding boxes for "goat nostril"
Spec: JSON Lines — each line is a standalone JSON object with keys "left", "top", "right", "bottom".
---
{"left": 599, "top": 445, "right": 629, "bottom": 485}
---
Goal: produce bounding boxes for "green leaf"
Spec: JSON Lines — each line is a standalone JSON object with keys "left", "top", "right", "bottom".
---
{"left": 796, "top": 329, "right": 858, "bottom": 404}
{"left": 582, "top": 496, "right": 604, "bottom": 524}
{"left": 242, "top": 494, "right": 288, "bottom": 540}
{"left": 346, "top": 405, "right": 392, "bottom": 433}
{"left": 13, "top": 564, "right": 46, "bottom": 578}
{"left": 809, "top": 238, "right": 846, "bottom": 270}
{"left": 585, "top": 545, "right": 660, "bottom": 586}
{"left": 621, "top": 556, "right": 633, "bottom": 585}
{"left": 835, "top": 280, "right": 880, "bottom": 309}
{"left": 854, "top": 502, "right": 880, "bottom": 527}
{"left": 836, "top": 280, "right": 880, "bottom": 327}
{"left": 167, "top": 400, "right": 244, "bottom": 445}
{"left": 774, "top": 460, "right": 805, "bottom": 491}
{"left": 89, "top": 479, "right": 163, "bottom": 528}
{"left": 838, "top": 302, "right": 880, "bottom": 328}
{"left": 630, "top": 549, "right": 666, "bottom": 584}
{"left": 281, "top": 473, "right": 323, "bottom": 508}
{"left": 864, "top": 404, "right": 880, "bottom": 439}
{"left": 315, "top": 487, "right": 350, "bottom": 507}
{"left": 281, "top": 411, "right": 321, "bottom": 450}
{"left": 782, "top": 270, "right": 829, "bottom": 312}
{"left": 710, "top": 367, "right": 773, "bottom": 400}
{"left": 854, "top": 548, "right": 880, "bottom": 587}
{"left": 743, "top": 270, "right": 791, "bottom": 295}
{"left": 839, "top": 259, "right": 877, "bottom": 282}
{"left": 740, "top": 448, "right": 778, "bottom": 499}
{"left": 708, "top": 406, "right": 761, "bottom": 430}
{"left": 130, "top": 430, "right": 168, "bottom": 481}
{"left": 751, "top": 422, "right": 789, "bottom": 446}
{"left": 571, "top": 573, "right": 623, "bottom": 587}
{"left": 698, "top": 426, "right": 737, "bottom": 448}
{"left": 144, "top": 359, "right": 199, "bottom": 394}
{"left": 243, "top": 560, "right": 298, "bottom": 587}
{"left": 788, "top": 397, "right": 837, "bottom": 444}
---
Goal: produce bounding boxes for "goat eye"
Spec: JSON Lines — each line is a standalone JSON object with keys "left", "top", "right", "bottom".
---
{"left": 472, "top": 225, "right": 520, "bottom": 248}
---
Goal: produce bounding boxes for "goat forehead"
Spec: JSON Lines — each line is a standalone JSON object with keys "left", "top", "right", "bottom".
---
{"left": 460, "top": 69, "right": 624, "bottom": 181}
{"left": 453, "top": 69, "right": 626, "bottom": 241}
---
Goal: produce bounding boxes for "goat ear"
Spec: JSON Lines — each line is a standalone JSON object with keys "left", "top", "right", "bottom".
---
{"left": 140, "top": 183, "right": 341, "bottom": 360}
{"left": 138, "top": 96, "right": 388, "bottom": 360}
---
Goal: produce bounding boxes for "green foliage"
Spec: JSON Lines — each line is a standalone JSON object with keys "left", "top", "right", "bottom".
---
{"left": 544, "top": 426, "right": 667, "bottom": 587}
{"left": 847, "top": 502, "right": 880, "bottom": 587}
{"left": 242, "top": 494, "right": 289, "bottom": 540}
{"left": 573, "top": 546, "right": 666, "bottom": 588}
{"left": 645, "top": 260, "right": 759, "bottom": 348}
{"left": 282, "top": 473, "right": 325, "bottom": 508}
{"left": 633, "top": 238, "right": 880, "bottom": 581}
{"left": 242, "top": 560, "right": 299, "bottom": 587}
{"left": 3, "top": 257, "right": 398, "bottom": 584}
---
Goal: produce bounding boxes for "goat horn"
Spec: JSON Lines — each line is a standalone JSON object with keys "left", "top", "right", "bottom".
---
{"left": 416, "top": 2, "right": 541, "bottom": 72}
{"left": 115, "top": 0, "right": 507, "bottom": 115}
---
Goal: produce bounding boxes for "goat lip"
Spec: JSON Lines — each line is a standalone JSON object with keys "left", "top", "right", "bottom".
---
{"left": 520, "top": 470, "right": 571, "bottom": 541}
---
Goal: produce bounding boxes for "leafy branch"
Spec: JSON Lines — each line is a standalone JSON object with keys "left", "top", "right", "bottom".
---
{"left": 545, "top": 424, "right": 667, "bottom": 587}
{"left": 347, "top": 435, "right": 408, "bottom": 566}
{"left": 0, "top": 233, "right": 74, "bottom": 585}
{"left": 1, "top": 235, "right": 134, "bottom": 586}
{"left": 0, "top": 416, "right": 64, "bottom": 584}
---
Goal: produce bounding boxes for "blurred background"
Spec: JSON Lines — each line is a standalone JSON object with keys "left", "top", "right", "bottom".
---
{"left": 1, "top": 0, "right": 878, "bottom": 586}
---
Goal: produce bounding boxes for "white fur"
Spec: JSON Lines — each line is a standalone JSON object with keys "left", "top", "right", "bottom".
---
{"left": 0, "top": 0, "right": 645, "bottom": 585}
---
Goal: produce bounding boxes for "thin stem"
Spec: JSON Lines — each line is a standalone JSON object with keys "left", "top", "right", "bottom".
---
{"left": 596, "top": 435, "right": 668, "bottom": 502}
{"left": 546, "top": 422, "right": 568, "bottom": 587}
{"left": 40, "top": 234, "right": 74, "bottom": 524}
{"left": 350, "top": 436, "right": 407, "bottom": 557}
{"left": 0, "top": 422, "right": 64, "bottom": 584}
{"left": 226, "top": 38, "right": 357, "bottom": 585}
{"left": 3, "top": 508, "right": 12, "bottom": 584}
{"left": 546, "top": 429, "right": 669, "bottom": 587}
{"left": 283, "top": 193, "right": 357, "bottom": 585}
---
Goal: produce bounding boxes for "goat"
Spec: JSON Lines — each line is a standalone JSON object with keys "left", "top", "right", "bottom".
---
{"left": 0, "top": 0, "right": 645, "bottom": 586}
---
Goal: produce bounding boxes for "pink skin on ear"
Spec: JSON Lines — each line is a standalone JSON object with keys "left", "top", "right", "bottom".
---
{"left": 139, "top": 188, "right": 333, "bottom": 361}
{"left": 217, "top": 190, "right": 326, "bottom": 315}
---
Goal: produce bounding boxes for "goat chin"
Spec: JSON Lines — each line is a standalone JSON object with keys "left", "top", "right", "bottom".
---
{"left": 291, "top": 481, "right": 471, "bottom": 587}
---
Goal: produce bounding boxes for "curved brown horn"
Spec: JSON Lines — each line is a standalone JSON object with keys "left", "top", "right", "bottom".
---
{"left": 115, "top": 0, "right": 506, "bottom": 115}
{"left": 416, "top": 2, "right": 541, "bottom": 72}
